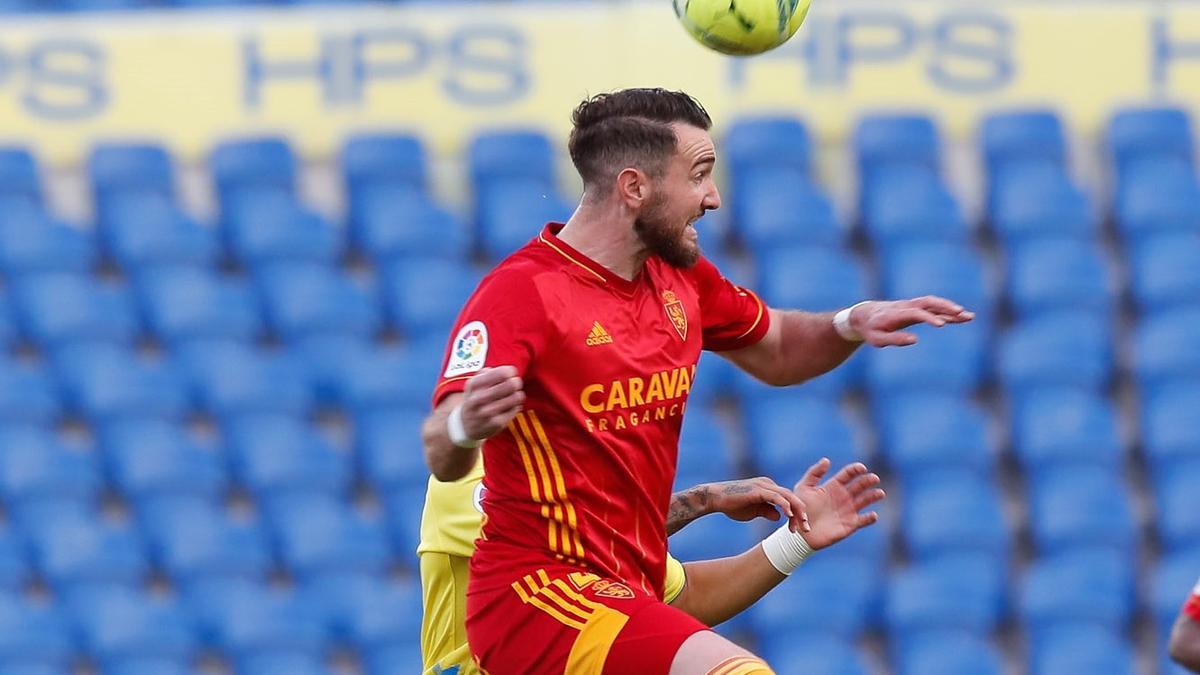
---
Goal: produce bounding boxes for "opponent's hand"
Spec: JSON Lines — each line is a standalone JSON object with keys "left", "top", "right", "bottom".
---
{"left": 792, "top": 458, "right": 885, "bottom": 550}
{"left": 459, "top": 366, "right": 525, "bottom": 441}
{"left": 699, "top": 477, "right": 810, "bottom": 534}
{"left": 849, "top": 296, "right": 974, "bottom": 347}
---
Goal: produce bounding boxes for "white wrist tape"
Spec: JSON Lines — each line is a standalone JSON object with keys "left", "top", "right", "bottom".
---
{"left": 447, "top": 405, "right": 482, "bottom": 449}
{"left": 760, "top": 524, "right": 814, "bottom": 575}
{"left": 833, "top": 301, "right": 870, "bottom": 342}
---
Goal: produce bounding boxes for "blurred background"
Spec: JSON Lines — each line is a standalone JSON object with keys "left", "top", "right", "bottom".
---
{"left": 0, "top": 0, "right": 1197, "bottom": 674}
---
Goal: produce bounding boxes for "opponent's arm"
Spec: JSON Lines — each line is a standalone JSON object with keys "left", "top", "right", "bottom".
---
{"left": 667, "top": 477, "right": 810, "bottom": 536}
{"left": 422, "top": 366, "right": 525, "bottom": 482}
{"left": 669, "top": 459, "right": 884, "bottom": 626}
{"left": 720, "top": 298, "right": 973, "bottom": 387}
{"left": 1170, "top": 609, "right": 1200, "bottom": 671}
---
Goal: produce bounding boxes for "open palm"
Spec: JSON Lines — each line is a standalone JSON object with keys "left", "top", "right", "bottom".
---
{"left": 792, "top": 458, "right": 885, "bottom": 550}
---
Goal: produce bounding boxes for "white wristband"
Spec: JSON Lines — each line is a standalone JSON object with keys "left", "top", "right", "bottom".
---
{"left": 833, "top": 301, "right": 870, "bottom": 342}
{"left": 760, "top": 523, "right": 814, "bottom": 575}
{"left": 447, "top": 405, "right": 482, "bottom": 449}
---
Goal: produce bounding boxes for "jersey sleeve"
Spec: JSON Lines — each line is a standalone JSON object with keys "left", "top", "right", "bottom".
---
{"left": 690, "top": 256, "right": 771, "bottom": 352}
{"left": 1184, "top": 578, "right": 1200, "bottom": 623}
{"left": 431, "top": 270, "right": 547, "bottom": 407}
{"left": 662, "top": 553, "right": 688, "bottom": 604}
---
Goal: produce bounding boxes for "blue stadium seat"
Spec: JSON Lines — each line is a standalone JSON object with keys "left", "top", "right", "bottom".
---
{"left": 874, "top": 393, "right": 994, "bottom": 475}
{"left": 863, "top": 173, "right": 968, "bottom": 248}
{"left": 1019, "top": 549, "right": 1134, "bottom": 634}
{"left": 895, "top": 631, "right": 1004, "bottom": 675}
{"left": 743, "top": 396, "right": 864, "bottom": 480}
{"left": 884, "top": 554, "right": 1005, "bottom": 639}
{"left": 725, "top": 115, "right": 812, "bottom": 181}
{"left": 733, "top": 170, "right": 840, "bottom": 250}
{"left": 864, "top": 321, "right": 988, "bottom": 395}
{"left": 308, "top": 572, "right": 421, "bottom": 648}
{"left": 902, "top": 471, "right": 1009, "bottom": 561}
{"left": 1110, "top": 107, "right": 1194, "bottom": 174}
{"left": 0, "top": 147, "right": 41, "bottom": 202}
{"left": 676, "top": 412, "right": 737, "bottom": 487}
{"left": 224, "top": 414, "right": 350, "bottom": 498}
{"left": 53, "top": 343, "right": 190, "bottom": 422}
{"left": 1134, "top": 308, "right": 1200, "bottom": 390}
{"left": 855, "top": 113, "right": 940, "bottom": 175}
{"left": 761, "top": 634, "right": 870, "bottom": 675}
{"left": 1011, "top": 388, "right": 1124, "bottom": 469}
{"left": 1028, "top": 466, "right": 1136, "bottom": 555}
{"left": 0, "top": 592, "right": 74, "bottom": 667}
{"left": 1005, "top": 237, "right": 1111, "bottom": 319}
{"left": 1130, "top": 233, "right": 1200, "bottom": 313}
{"left": 99, "top": 419, "right": 226, "bottom": 500}
{"left": 88, "top": 142, "right": 174, "bottom": 210}
{"left": 134, "top": 267, "right": 261, "bottom": 344}
{"left": 1, "top": 665, "right": 71, "bottom": 675}
{"left": 139, "top": 496, "right": 271, "bottom": 584}
{"left": 981, "top": 109, "right": 1067, "bottom": 173}
{"left": 0, "top": 360, "right": 61, "bottom": 424}
{"left": 184, "top": 578, "right": 327, "bottom": 657}
{"left": 264, "top": 495, "right": 389, "bottom": 579}
{"left": 0, "top": 523, "right": 31, "bottom": 590}
{"left": 753, "top": 554, "right": 879, "bottom": 639}
{"left": 355, "top": 407, "right": 428, "bottom": 490}
{"left": 1150, "top": 551, "right": 1200, "bottom": 634}
{"left": 12, "top": 273, "right": 138, "bottom": 347}
{"left": 1155, "top": 464, "right": 1200, "bottom": 554}
{"left": 348, "top": 188, "right": 470, "bottom": 262}
{"left": 690, "top": 352, "right": 739, "bottom": 407}
{"left": 174, "top": 340, "right": 312, "bottom": 417}
{"left": 210, "top": 137, "right": 296, "bottom": 205}
{"left": 476, "top": 179, "right": 573, "bottom": 260}
{"left": 990, "top": 165, "right": 1095, "bottom": 243}
{"left": 66, "top": 585, "right": 197, "bottom": 665}
{"left": 1031, "top": 625, "right": 1137, "bottom": 675}
{"left": 324, "top": 341, "right": 443, "bottom": 411}
{"left": 1142, "top": 384, "right": 1200, "bottom": 474}
{"left": 381, "top": 258, "right": 482, "bottom": 337}
{"left": 103, "top": 658, "right": 196, "bottom": 675}
{"left": 0, "top": 426, "right": 100, "bottom": 505}
{"left": 997, "top": 312, "right": 1112, "bottom": 393}
{"left": 380, "top": 486, "right": 423, "bottom": 564}
{"left": 255, "top": 262, "right": 379, "bottom": 341}
{"left": 754, "top": 246, "right": 870, "bottom": 311}
{"left": 468, "top": 129, "right": 555, "bottom": 188}
{"left": 880, "top": 241, "right": 991, "bottom": 320}
{"left": 1115, "top": 165, "right": 1200, "bottom": 239}
{"left": 667, "top": 515, "right": 760, "bottom": 570}
{"left": 236, "top": 652, "right": 330, "bottom": 675}
{"left": 0, "top": 294, "right": 17, "bottom": 350}
{"left": 98, "top": 194, "right": 217, "bottom": 270}
{"left": 0, "top": 206, "right": 96, "bottom": 275}
{"left": 364, "top": 642, "right": 423, "bottom": 675}
{"left": 27, "top": 508, "right": 149, "bottom": 590}
{"left": 223, "top": 192, "right": 342, "bottom": 266}
{"left": 342, "top": 133, "right": 427, "bottom": 196}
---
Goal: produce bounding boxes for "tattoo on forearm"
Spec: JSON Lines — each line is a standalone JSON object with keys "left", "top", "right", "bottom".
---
{"left": 666, "top": 485, "right": 711, "bottom": 535}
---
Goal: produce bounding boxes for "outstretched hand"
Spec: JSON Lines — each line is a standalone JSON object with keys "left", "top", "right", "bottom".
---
{"left": 690, "top": 477, "right": 811, "bottom": 534}
{"left": 849, "top": 296, "right": 974, "bottom": 347}
{"left": 792, "top": 458, "right": 885, "bottom": 550}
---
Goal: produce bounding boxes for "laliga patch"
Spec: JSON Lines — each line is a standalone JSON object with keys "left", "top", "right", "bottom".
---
{"left": 445, "top": 321, "right": 488, "bottom": 377}
{"left": 472, "top": 482, "right": 487, "bottom": 514}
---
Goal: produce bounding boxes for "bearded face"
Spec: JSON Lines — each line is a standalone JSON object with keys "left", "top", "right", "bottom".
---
{"left": 634, "top": 188, "right": 702, "bottom": 268}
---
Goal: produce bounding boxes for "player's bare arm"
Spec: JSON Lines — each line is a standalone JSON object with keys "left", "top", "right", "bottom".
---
{"left": 720, "top": 297, "right": 974, "bottom": 387}
{"left": 668, "top": 458, "right": 885, "bottom": 626}
{"left": 1171, "top": 611, "right": 1200, "bottom": 671}
{"left": 422, "top": 366, "right": 525, "bottom": 482}
{"left": 666, "top": 477, "right": 810, "bottom": 536}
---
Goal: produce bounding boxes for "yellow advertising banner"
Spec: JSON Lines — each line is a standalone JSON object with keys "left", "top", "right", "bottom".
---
{"left": 1, "top": 1, "right": 1200, "bottom": 165}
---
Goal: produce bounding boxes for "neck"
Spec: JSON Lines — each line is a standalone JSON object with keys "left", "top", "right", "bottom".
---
{"left": 556, "top": 197, "right": 650, "bottom": 281}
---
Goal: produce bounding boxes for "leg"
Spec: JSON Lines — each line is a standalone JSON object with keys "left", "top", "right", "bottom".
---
{"left": 668, "top": 631, "right": 775, "bottom": 674}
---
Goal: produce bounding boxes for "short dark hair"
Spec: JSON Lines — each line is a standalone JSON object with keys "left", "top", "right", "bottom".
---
{"left": 568, "top": 88, "right": 713, "bottom": 188}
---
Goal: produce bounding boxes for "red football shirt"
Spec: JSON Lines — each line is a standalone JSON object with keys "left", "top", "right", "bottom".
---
{"left": 432, "top": 223, "right": 769, "bottom": 598}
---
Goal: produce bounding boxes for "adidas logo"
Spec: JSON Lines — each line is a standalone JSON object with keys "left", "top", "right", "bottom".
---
{"left": 585, "top": 321, "right": 614, "bottom": 346}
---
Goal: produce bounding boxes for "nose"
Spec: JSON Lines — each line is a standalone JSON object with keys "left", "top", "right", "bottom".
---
{"left": 703, "top": 183, "right": 721, "bottom": 211}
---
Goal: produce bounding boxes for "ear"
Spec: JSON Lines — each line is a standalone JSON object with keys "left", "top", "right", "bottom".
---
{"left": 615, "top": 167, "right": 651, "bottom": 209}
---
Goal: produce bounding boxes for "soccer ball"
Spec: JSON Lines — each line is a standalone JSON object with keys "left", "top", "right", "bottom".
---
{"left": 673, "top": 0, "right": 812, "bottom": 56}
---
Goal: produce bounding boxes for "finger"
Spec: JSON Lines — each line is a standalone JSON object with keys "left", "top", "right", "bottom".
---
{"left": 865, "top": 329, "right": 918, "bottom": 347}
{"left": 879, "top": 307, "right": 945, "bottom": 330}
{"left": 465, "top": 366, "right": 519, "bottom": 392}
{"left": 799, "top": 457, "right": 831, "bottom": 488}
{"left": 471, "top": 375, "right": 524, "bottom": 403}
{"left": 767, "top": 485, "right": 810, "bottom": 532}
{"left": 833, "top": 462, "right": 868, "bottom": 486}
{"left": 855, "top": 512, "right": 879, "bottom": 529}
{"left": 758, "top": 505, "right": 781, "bottom": 522}
{"left": 844, "top": 472, "right": 882, "bottom": 495}
{"left": 476, "top": 390, "right": 526, "bottom": 418}
{"left": 911, "top": 295, "right": 968, "bottom": 317}
{"left": 853, "top": 488, "right": 886, "bottom": 511}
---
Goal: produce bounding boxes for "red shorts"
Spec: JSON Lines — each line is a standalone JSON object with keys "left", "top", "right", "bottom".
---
{"left": 466, "top": 565, "right": 708, "bottom": 674}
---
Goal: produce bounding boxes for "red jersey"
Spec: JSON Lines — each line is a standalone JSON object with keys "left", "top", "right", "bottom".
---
{"left": 432, "top": 223, "right": 769, "bottom": 599}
